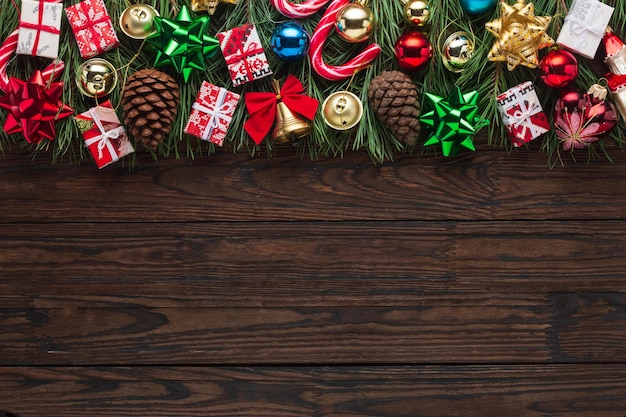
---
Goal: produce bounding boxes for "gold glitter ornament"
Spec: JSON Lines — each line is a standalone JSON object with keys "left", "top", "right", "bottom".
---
{"left": 485, "top": 0, "right": 554, "bottom": 71}
{"left": 191, "top": 0, "right": 240, "bottom": 14}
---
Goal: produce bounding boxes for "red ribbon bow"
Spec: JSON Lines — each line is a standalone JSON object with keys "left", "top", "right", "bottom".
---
{"left": 244, "top": 75, "right": 319, "bottom": 144}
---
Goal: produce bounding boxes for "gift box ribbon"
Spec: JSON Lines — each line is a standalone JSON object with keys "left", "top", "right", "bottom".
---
{"left": 20, "top": 0, "right": 61, "bottom": 56}
{"left": 225, "top": 41, "right": 264, "bottom": 83}
{"left": 192, "top": 87, "right": 235, "bottom": 141}
{"left": 84, "top": 107, "right": 124, "bottom": 162}
{"left": 71, "top": 0, "right": 113, "bottom": 55}
{"left": 503, "top": 97, "right": 543, "bottom": 142}
{"left": 565, "top": 1, "right": 606, "bottom": 51}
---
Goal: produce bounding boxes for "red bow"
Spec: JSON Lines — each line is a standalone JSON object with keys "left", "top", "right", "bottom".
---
{"left": 244, "top": 75, "right": 318, "bottom": 144}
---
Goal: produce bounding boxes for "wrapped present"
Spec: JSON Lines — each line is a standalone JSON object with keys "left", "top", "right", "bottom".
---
{"left": 496, "top": 81, "right": 550, "bottom": 147}
{"left": 75, "top": 101, "right": 134, "bottom": 169}
{"left": 65, "top": 0, "right": 120, "bottom": 59}
{"left": 556, "top": 0, "right": 614, "bottom": 59}
{"left": 17, "top": 0, "right": 63, "bottom": 59}
{"left": 217, "top": 23, "right": 273, "bottom": 87}
{"left": 185, "top": 81, "right": 240, "bottom": 146}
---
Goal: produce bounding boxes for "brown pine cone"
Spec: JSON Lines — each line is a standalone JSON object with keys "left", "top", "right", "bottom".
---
{"left": 122, "top": 69, "right": 180, "bottom": 150}
{"left": 368, "top": 70, "right": 420, "bottom": 145}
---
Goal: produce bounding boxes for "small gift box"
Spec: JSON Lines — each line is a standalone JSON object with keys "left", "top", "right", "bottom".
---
{"left": 17, "top": 0, "right": 63, "bottom": 59}
{"left": 65, "top": 0, "right": 120, "bottom": 59}
{"left": 496, "top": 81, "right": 550, "bottom": 147}
{"left": 75, "top": 101, "right": 134, "bottom": 169}
{"left": 217, "top": 23, "right": 273, "bottom": 87}
{"left": 185, "top": 81, "right": 240, "bottom": 146}
{"left": 556, "top": 0, "right": 614, "bottom": 59}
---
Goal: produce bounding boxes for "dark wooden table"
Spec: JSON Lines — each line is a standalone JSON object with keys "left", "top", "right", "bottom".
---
{"left": 1, "top": 145, "right": 626, "bottom": 416}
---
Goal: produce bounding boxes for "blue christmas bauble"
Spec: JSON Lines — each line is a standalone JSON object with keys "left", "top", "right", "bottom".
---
{"left": 459, "top": 0, "right": 497, "bottom": 16}
{"left": 270, "top": 21, "right": 310, "bottom": 62}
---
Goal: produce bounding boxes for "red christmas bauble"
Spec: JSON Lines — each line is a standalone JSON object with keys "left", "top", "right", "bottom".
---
{"left": 394, "top": 31, "right": 433, "bottom": 71}
{"left": 539, "top": 50, "right": 579, "bottom": 88}
{"left": 554, "top": 87, "right": 618, "bottom": 151}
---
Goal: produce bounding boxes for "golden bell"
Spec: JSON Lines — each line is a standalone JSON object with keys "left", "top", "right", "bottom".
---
{"left": 271, "top": 80, "right": 312, "bottom": 144}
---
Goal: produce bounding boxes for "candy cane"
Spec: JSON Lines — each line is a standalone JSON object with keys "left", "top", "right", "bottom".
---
{"left": 0, "top": 29, "right": 64, "bottom": 93}
{"left": 270, "top": 0, "right": 330, "bottom": 18}
{"left": 309, "top": 0, "right": 381, "bottom": 80}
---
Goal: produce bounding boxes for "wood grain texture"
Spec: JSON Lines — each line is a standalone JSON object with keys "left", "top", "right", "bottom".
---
{"left": 1, "top": 366, "right": 626, "bottom": 417}
{"left": 1, "top": 149, "right": 626, "bottom": 223}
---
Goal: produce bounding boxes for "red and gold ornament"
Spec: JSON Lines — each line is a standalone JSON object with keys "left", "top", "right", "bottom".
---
{"left": 395, "top": 31, "right": 432, "bottom": 71}
{"left": 539, "top": 49, "right": 578, "bottom": 89}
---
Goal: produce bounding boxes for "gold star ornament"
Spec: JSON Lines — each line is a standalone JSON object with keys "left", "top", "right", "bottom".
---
{"left": 485, "top": 0, "right": 554, "bottom": 71}
{"left": 191, "top": 0, "right": 240, "bottom": 14}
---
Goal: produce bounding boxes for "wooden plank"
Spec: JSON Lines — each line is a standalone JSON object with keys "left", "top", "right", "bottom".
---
{"left": 1, "top": 221, "right": 625, "bottom": 308}
{"left": 1, "top": 149, "right": 626, "bottom": 223}
{"left": 1, "top": 291, "right": 625, "bottom": 364}
{"left": 0, "top": 365, "right": 625, "bottom": 416}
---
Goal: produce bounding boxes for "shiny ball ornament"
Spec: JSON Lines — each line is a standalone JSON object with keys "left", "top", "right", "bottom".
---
{"left": 394, "top": 31, "right": 433, "bottom": 71}
{"left": 271, "top": 21, "right": 310, "bottom": 62}
{"left": 404, "top": 0, "right": 430, "bottom": 27}
{"left": 334, "top": 3, "right": 375, "bottom": 43}
{"left": 76, "top": 58, "right": 118, "bottom": 98}
{"left": 322, "top": 91, "right": 363, "bottom": 130}
{"left": 459, "top": 0, "right": 497, "bottom": 16}
{"left": 539, "top": 49, "right": 579, "bottom": 88}
{"left": 119, "top": 4, "right": 160, "bottom": 39}
{"left": 442, "top": 31, "right": 474, "bottom": 73}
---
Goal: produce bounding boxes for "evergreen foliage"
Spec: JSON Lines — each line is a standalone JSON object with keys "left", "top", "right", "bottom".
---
{"left": 0, "top": 0, "right": 624, "bottom": 165}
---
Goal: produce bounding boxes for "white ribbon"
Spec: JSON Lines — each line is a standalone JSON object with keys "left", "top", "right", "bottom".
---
{"left": 84, "top": 107, "right": 124, "bottom": 162}
{"left": 192, "top": 87, "right": 235, "bottom": 141}
{"left": 565, "top": 1, "right": 606, "bottom": 51}
{"left": 507, "top": 99, "right": 541, "bottom": 129}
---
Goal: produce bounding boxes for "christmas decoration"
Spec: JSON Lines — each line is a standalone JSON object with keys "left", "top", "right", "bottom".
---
{"left": 404, "top": 0, "right": 430, "bottom": 27}
{"left": 556, "top": 0, "right": 613, "bottom": 60}
{"left": 184, "top": 81, "right": 240, "bottom": 146}
{"left": 17, "top": 0, "right": 63, "bottom": 59}
{"left": 0, "top": 69, "right": 73, "bottom": 144}
{"left": 65, "top": 0, "right": 120, "bottom": 59}
{"left": 121, "top": 69, "right": 180, "bottom": 150}
{"left": 309, "top": 0, "right": 381, "bottom": 80}
{"left": 395, "top": 31, "right": 433, "bottom": 71}
{"left": 75, "top": 101, "right": 134, "bottom": 169}
{"left": 539, "top": 49, "right": 578, "bottom": 88}
{"left": 554, "top": 86, "right": 618, "bottom": 151}
{"left": 322, "top": 91, "right": 363, "bottom": 130}
{"left": 368, "top": 70, "right": 420, "bottom": 145}
{"left": 496, "top": 81, "right": 549, "bottom": 147}
{"left": 119, "top": 4, "right": 159, "bottom": 39}
{"left": 191, "top": 0, "right": 240, "bottom": 15}
{"left": 146, "top": 5, "right": 219, "bottom": 82}
{"left": 244, "top": 75, "right": 318, "bottom": 144}
{"left": 334, "top": 2, "right": 375, "bottom": 43}
{"left": 75, "top": 58, "right": 118, "bottom": 98}
{"left": 217, "top": 23, "right": 273, "bottom": 87}
{"left": 419, "top": 87, "right": 489, "bottom": 157}
{"left": 485, "top": 0, "right": 554, "bottom": 71}
{"left": 270, "top": 0, "right": 330, "bottom": 18}
{"left": 459, "top": 0, "right": 498, "bottom": 16}
{"left": 270, "top": 21, "right": 310, "bottom": 62}
{"left": 441, "top": 31, "right": 474, "bottom": 73}
{"left": 602, "top": 29, "right": 626, "bottom": 121}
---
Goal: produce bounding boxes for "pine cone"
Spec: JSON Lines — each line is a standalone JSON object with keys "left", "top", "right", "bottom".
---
{"left": 368, "top": 70, "right": 420, "bottom": 145}
{"left": 122, "top": 69, "right": 180, "bottom": 150}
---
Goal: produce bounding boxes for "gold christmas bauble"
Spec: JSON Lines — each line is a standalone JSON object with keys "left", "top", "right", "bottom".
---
{"left": 334, "top": 3, "right": 375, "bottom": 43}
{"left": 442, "top": 31, "right": 474, "bottom": 73}
{"left": 76, "top": 58, "right": 118, "bottom": 98}
{"left": 404, "top": 0, "right": 430, "bottom": 27}
{"left": 322, "top": 91, "right": 363, "bottom": 130}
{"left": 119, "top": 4, "right": 159, "bottom": 39}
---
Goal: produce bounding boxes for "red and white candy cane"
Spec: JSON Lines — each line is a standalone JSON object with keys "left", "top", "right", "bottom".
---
{"left": 0, "top": 29, "right": 64, "bottom": 93}
{"left": 270, "top": 0, "right": 330, "bottom": 18}
{"left": 308, "top": 0, "right": 381, "bottom": 81}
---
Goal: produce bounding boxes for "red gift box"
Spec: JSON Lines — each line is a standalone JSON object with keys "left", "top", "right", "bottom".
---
{"left": 217, "top": 23, "right": 273, "bottom": 87}
{"left": 75, "top": 101, "right": 134, "bottom": 169}
{"left": 496, "top": 81, "right": 550, "bottom": 147}
{"left": 65, "top": 0, "right": 120, "bottom": 59}
{"left": 185, "top": 81, "right": 240, "bottom": 146}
